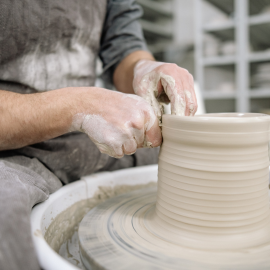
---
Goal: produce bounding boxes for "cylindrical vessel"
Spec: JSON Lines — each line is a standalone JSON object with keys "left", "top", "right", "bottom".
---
{"left": 156, "top": 113, "right": 270, "bottom": 250}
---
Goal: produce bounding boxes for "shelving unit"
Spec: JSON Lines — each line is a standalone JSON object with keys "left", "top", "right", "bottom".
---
{"left": 249, "top": 51, "right": 270, "bottom": 61}
{"left": 195, "top": 0, "right": 270, "bottom": 113}
{"left": 203, "top": 20, "right": 235, "bottom": 32}
{"left": 203, "top": 56, "right": 236, "bottom": 66}
{"left": 137, "top": 0, "right": 173, "bottom": 18}
{"left": 206, "top": 0, "right": 234, "bottom": 14}
{"left": 249, "top": 89, "right": 270, "bottom": 98}
{"left": 203, "top": 91, "right": 236, "bottom": 99}
{"left": 137, "top": 0, "right": 174, "bottom": 58}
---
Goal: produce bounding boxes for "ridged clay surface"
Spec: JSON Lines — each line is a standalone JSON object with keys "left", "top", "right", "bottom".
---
{"left": 79, "top": 113, "right": 270, "bottom": 270}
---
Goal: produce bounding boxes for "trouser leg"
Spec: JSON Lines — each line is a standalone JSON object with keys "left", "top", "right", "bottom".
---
{"left": 0, "top": 156, "right": 62, "bottom": 270}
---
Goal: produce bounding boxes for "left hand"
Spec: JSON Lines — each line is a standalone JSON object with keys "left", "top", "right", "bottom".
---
{"left": 133, "top": 60, "right": 197, "bottom": 121}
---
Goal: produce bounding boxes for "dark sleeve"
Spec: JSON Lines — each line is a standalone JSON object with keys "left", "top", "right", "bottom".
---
{"left": 99, "top": 0, "right": 149, "bottom": 83}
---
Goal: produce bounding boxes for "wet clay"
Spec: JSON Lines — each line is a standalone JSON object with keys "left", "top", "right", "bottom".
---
{"left": 78, "top": 113, "right": 270, "bottom": 270}
{"left": 44, "top": 183, "right": 156, "bottom": 269}
{"left": 154, "top": 113, "right": 270, "bottom": 250}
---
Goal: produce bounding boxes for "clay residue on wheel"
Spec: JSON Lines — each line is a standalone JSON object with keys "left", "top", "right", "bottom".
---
{"left": 44, "top": 183, "right": 156, "bottom": 269}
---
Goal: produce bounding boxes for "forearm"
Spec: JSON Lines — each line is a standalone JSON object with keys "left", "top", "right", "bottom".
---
{"left": 0, "top": 84, "right": 162, "bottom": 157}
{"left": 0, "top": 88, "right": 87, "bottom": 150}
{"left": 113, "top": 50, "right": 154, "bottom": 94}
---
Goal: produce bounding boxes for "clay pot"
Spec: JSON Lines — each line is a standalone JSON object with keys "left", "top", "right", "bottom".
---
{"left": 156, "top": 113, "right": 270, "bottom": 250}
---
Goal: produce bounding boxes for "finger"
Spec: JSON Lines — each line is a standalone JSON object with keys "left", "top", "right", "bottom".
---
{"left": 187, "top": 74, "right": 198, "bottom": 116}
{"left": 184, "top": 90, "right": 195, "bottom": 116}
{"left": 175, "top": 70, "right": 196, "bottom": 116}
{"left": 123, "top": 138, "right": 137, "bottom": 155}
{"left": 134, "top": 72, "right": 163, "bottom": 121}
{"left": 96, "top": 142, "right": 124, "bottom": 159}
{"left": 111, "top": 144, "right": 124, "bottom": 158}
{"left": 144, "top": 117, "right": 162, "bottom": 148}
{"left": 178, "top": 72, "right": 195, "bottom": 116}
{"left": 160, "top": 76, "right": 186, "bottom": 116}
{"left": 122, "top": 100, "right": 149, "bottom": 148}
{"left": 131, "top": 127, "right": 144, "bottom": 148}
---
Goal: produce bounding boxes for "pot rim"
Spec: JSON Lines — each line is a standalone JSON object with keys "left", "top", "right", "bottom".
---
{"left": 162, "top": 113, "right": 270, "bottom": 124}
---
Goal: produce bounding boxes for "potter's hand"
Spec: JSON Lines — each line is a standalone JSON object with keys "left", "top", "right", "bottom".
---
{"left": 133, "top": 60, "right": 198, "bottom": 120}
{"left": 70, "top": 88, "right": 161, "bottom": 158}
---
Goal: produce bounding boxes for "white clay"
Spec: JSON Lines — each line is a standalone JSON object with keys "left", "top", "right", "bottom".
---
{"left": 138, "top": 71, "right": 186, "bottom": 119}
{"left": 155, "top": 113, "right": 270, "bottom": 250}
{"left": 78, "top": 113, "right": 270, "bottom": 270}
{"left": 70, "top": 113, "right": 139, "bottom": 157}
{"left": 184, "top": 90, "right": 195, "bottom": 116}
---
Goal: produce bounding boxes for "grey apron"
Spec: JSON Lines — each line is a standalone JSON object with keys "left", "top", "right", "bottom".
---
{"left": 0, "top": 0, "right": 111, "bottom": 184}
{"left": 0, "top": 2, "right": 158, "bottom": 269}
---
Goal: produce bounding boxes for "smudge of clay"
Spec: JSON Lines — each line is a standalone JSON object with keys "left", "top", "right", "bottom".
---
{"left": 184, "top": 90, "right": 195, "bottom": 116}
{"left": 34, "top": 229, "right": 43, "bottom": 238}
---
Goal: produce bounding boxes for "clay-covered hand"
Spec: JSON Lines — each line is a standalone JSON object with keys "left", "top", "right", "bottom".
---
{"left": 133, "top": 60, "right": 198, "bottom": 120}
{"left": 70, "top": 88, "right": 161, "bottom": 158}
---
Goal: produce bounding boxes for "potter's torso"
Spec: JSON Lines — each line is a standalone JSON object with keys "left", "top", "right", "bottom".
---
{"left": 0, "top": 0, "right": 109, "bottom": 184}
{"left": 0, "top": 0, "right": 107, "bottom": 92}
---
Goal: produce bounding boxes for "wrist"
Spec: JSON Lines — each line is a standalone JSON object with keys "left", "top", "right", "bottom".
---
{"left": 113, "top": 50, "right": 155, "bottom": 94}
{"left": 134, "top": 59, "right": 153, "bottom": 71}
{"left": 68, "top": 87, "right": 113, "bottom": 132}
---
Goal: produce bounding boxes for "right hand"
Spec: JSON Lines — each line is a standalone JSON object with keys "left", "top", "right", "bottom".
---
{"left": 133, "top": 60, "right": 198, "bottom": 120}
{"left": 70, "top": 87, "right": 162, "bottom": 158}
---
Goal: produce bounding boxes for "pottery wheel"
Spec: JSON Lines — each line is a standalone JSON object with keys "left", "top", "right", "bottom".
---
{"left": 78, "top": 187, "right": 270, "bottom": 270}
{"left": 79, "top": 113, "right": 270, "bottom": 270}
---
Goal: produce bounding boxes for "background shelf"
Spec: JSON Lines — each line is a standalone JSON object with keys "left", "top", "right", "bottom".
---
{"left": 249, "top": 51, "right": 270, "bottom": 61}
{"left": 137, "top": 0, "right": 173, "bottom": 18}
{"left": 250, "top": 22, "right": 270, "bottom": 51}
{"left": 250, "top": 97, "right": 270, "bottom": 113}
{"left": 205, "top": 0, "right": 234, "bottom": 15}
{"left": 140, "top": 19, "right": 173, "bottom": 38}
{"left": 249, "top": 89, "right": 270, "bottom": 97}
{"left": 203, "top": 20, "right": 235, "bottom": 32}
{"left": 249, "top": 0, "right": 270, "bottom": 16}
{"left": 205, "top": 27, "right": 235, "bottom": 41}
{"left": 249, "top": 14, "right": 270, "bottom": 25}
{"left": 138, "top": 0, "right": 174, "bottom": 62}
{"left": 203, "top": 92, "right": 236, "bottom": 99}
{"left": 205, "top": 99, "right": 236, "bottom": 113}
{"left": 203, "top": 56, "right": 236, "bottom": 66}
{"left": 196, "top": 0, "right": 270, "bottom": 113}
